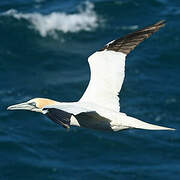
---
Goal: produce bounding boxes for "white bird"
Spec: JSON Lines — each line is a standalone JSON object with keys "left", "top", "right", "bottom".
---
{"left": 7, "top": 20, "right": 175, "bottom": 131}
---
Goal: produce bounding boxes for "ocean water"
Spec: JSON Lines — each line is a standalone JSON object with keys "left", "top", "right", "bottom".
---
{"left": 0, "top": 0, "right": 180, "bottom": 179}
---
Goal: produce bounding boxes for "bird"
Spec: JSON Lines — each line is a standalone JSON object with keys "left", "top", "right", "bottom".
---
{"left": 7, "top": 20, "right": 175, "bottom": 131}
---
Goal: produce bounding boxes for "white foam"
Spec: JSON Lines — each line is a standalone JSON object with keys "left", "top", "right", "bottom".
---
{"left": 3, "top": 2, "right": 99, "bottom": 38}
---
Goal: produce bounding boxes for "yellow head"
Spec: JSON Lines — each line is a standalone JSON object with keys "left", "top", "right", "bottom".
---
{"left": 7, "top": 98, "right": 58, "bottom": 113}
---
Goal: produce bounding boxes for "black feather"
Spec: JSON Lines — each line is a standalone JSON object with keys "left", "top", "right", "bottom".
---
{"left": 99, "top": 20, "right": 165, "bottom": 55}
{"left": 44, "top": 108, "right": 71, "bottom": 129}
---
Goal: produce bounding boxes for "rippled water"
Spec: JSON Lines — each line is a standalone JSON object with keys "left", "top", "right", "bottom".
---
{"left": 0, "top": 0, "right": 180, "bottom": 179}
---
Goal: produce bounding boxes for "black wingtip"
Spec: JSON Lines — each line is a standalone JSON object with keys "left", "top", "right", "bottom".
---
{"left": 155, "top": 20, "right": 166, "bottom": 26}
{"left": 147, "top": 20, "right": 166, "bottom": 31}
{"left": 45, "top": 108, "right": 71, "bottom": 129}
{"left": 99, "top": 20, "right": 166, "bottom": 55}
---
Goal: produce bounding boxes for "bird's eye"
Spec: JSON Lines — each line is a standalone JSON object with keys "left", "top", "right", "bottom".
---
{"left": 28, "top": 102, "right": 36, "bottom": 107}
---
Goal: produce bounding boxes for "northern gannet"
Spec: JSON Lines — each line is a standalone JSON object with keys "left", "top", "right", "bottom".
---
{"left": 7, "top": 20, "right": 175, "bottom": 131}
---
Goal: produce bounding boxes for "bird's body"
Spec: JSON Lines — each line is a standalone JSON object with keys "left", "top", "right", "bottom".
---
{"left": 7, "top": 20, "right": 175, "bottom": 131}
{"left": 40, "top": 100, "right": 174, "bottom": 131}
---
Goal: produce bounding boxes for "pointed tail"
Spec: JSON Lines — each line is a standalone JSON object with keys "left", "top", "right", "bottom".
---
{"left": 121, "top": 115, "right": 175, "bottom": 131}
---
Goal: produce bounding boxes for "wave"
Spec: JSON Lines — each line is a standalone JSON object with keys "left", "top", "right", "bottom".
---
{"left": 2, "top": 1, "right": 99, "bottom": 38}
{"left": 34, "top": 0, "right": 45, "bottom": 3}
{"left": 121, "top": 25, "right": 139, "bottom": 30}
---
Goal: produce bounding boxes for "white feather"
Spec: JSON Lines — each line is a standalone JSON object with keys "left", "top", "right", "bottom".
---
{"left": 80, "top": 50, "right": 126, "bottom": 112}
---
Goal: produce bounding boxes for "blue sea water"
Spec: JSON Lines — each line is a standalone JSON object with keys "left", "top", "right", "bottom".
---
{"left": 0, "top": 0, "right": 180, "bottom": 179}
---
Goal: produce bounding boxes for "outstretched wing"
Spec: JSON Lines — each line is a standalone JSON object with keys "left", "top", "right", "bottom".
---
{"left": 80, "top": 20, "right": 165, "bottom": 112}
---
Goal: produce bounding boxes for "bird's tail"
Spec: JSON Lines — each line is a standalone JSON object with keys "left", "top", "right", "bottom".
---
{"left": 121, "top": 115, "right": 175, "bottom": 131}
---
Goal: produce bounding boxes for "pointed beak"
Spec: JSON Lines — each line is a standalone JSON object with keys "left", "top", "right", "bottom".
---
{"left": 7, "top": 102, "right": 33, "bottom": 111}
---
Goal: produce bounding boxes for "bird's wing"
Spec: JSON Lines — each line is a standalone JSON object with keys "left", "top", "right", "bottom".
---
{"left": 43, "top": 104, "right": 113, "bottom": 130}
{"left": 45, "top": 108, "right": 71, "bottom": 129}
{"left": 43, "top": 103, "right": 91, "bottom": 129}
{"left": 74, "top": 111, "right": 113, "bottom": 131}
{"left": 80, "top": 20, "right": 165, "bottom": 112}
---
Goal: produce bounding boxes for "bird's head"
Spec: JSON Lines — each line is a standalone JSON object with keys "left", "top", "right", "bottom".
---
{"left": 7, "top": 98, "right": 57, "bottom": 113}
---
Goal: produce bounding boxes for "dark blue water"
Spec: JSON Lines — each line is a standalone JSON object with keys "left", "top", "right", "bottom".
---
{"left": 0, "top": 0, "right": 180, "bottom": 179}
